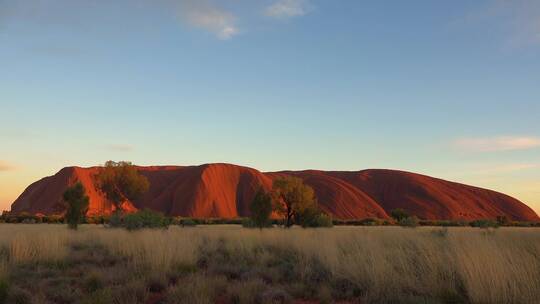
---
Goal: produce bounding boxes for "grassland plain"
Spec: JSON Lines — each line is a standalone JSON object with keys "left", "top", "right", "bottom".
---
{"left": 0, "top": 225, "right": 539, "bottom": 304}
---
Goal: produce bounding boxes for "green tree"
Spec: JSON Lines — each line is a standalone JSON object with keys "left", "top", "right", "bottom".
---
{"left": 249, "top": 188, "right": 273, "bottom": 229}
{"left": 94, "top": 161, "right": 149, "bottom": 214}
{"left": 272, "top": 176, "right": 317, "bottom": 228}
{"left": 63, "top": 182, "right": 90, "bottom": 230}
{"left": 390, "top": 208, "right": 410, "bottom": 222}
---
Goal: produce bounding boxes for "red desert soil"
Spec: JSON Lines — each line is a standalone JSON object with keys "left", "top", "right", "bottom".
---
{"left": 10, "top": 163, "right": 540, "bottom": 221}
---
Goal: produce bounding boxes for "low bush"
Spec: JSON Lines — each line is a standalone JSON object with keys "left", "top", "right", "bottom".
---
{"left": 241, "top": 218, "right": 256, "bottom": 228}
{"left": 358, "top": 218, "right": 380, "bottom": 226}
{"left": 123, "top": 209, "right": 170, "bottom": 231}
{"left": 399, "top": 216, "right": 419, "bottom": 228}
{"left": 242, "top": 218, "right": 272, "bottom": 229}
{"left": 179, "top": 218, "right": 197, "bottom": 227}
{"left": 511, "top": 221, "right": 533, "bottom": 227}
{"left": 301, "top": 213, "right": 333, "bottom": 228}
{"left": 84, "top": 272, "right": 104, "bottom": 293}
{"left": 390, "top": 208, "right": 410, "bottom": 222}
{"left": 107, "top": 212, "right": 123, "bottom": 228}
{"left": 470, "top": 219, "right": 499, "bottom": 228}
{"left": 86, "top": 216, "right": 107, "bottom": 225}
{"left": 43, "top": 215, "right": 64, "bottom": 224}
{"left": 419, "top": 220, "right": 469, "bottom": 227}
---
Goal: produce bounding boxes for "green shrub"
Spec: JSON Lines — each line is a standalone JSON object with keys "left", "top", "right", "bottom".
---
{"left": 446, "top": 219, "right": 468, "bottom": 227}
{"left": 511, "top": 221, "right": 533, "bottom": 227}
{"left": 420, "top": 220, "right": 469, "bottom": 227}
{"left": 43, "top": 215, "right": 64, "bottom": 224}
{"left": 84, "top": 272, "right": 104, "bottom": 293}
{"left": 242, "top": 218, "right": 272, "bottom": 228}
{"left": 123, "top": 209, "right": 170, "bottom": 231}
{"left": 86, "top": 216, "right": 106, "bottom": 225}
{"left": 301, "top": 213, "right": 333, "bottom": 228}
{"left": 179, "top": 218, "right": 197, "bottom": 227}
{"left": 470, "top": 219, "right": 499, "bottom": 228}
{"left": 358, "top": 218, "right": 380, "bottom": 226}
{"left": 241, "top": 218, "right": 256, "bottom": 228}
{"left": 107, "top": 212, "right": 123, "bottom": 228}
{"left": 16, "top": 212, "right": 35, "bottom": 223}
{"left": 390, "top": 208, "right": 410, "bottom": 222}
{"left": 399, "top": 216, "right": 419, "bottom": 228}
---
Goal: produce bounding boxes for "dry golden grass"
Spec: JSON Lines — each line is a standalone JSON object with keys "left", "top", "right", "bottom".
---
{"left": 0, "top": 224, "right": 539, "bottom": 303}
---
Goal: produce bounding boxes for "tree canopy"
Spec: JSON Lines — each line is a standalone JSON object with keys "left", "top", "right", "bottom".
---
{"left": 272, "top": 176, "right": 317, "bottom": 228}
{"left": 94, "top": 161, "right": 149, "bottom": 213}
{"left": 63, "top": 182, "right": 90, "bottom": 230}
{"left": 249, "top": 188, "right": 273, "bottom": 229}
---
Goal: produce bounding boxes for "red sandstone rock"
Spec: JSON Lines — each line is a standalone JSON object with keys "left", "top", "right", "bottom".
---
{"left": 10, "top": 163, "right": 539, "bottom": 221}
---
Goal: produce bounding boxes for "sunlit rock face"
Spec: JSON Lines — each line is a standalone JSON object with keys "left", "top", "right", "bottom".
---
{"left": 11, "top": 163, "right": 540, "bottom": 221}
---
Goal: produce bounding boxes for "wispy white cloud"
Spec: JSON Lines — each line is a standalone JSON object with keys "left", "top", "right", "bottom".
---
{"left": 177, "top": 0, "right": 239, "bottom": 40}
{"left": 265, "top": 0, "right": 311, "bottom": 18}
{"left": 0, "top": 161, "right": 17, "bottom": 171}
{"left": 105, "top": 144, "right": 134, "bottom": 152}
{"left": 454, "top": 136, "right": 540, "bottom": 152}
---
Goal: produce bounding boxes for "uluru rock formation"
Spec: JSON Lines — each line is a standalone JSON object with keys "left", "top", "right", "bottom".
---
{"left": 10, "top": 163, "right": 540, "bottom": 221}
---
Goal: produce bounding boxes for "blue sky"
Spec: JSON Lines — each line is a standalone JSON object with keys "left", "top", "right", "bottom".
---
{"left": 1, "top": 0, "right": 539, "bottom": 213}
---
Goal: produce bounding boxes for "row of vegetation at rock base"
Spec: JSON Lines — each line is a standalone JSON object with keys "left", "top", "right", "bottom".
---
{"left": 3, "top": 210, "right": 539, "bottom": 228}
